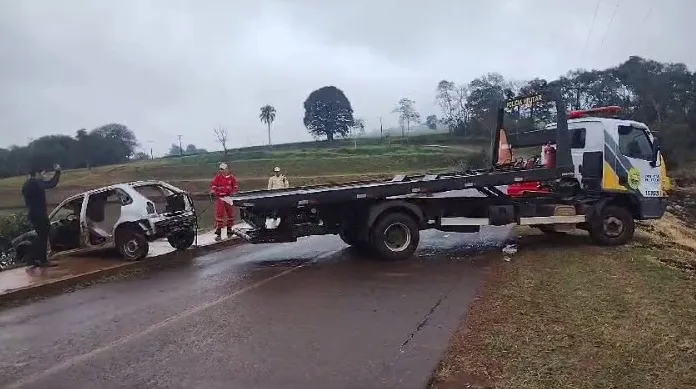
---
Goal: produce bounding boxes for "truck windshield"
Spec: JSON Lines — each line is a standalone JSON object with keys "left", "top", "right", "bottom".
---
{"left": 618, "top": 125, "right": 654, "bottom": 161}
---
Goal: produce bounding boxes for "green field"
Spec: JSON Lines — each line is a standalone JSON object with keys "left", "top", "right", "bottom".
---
{"left": 0, "top": 135, "right": 489, "bottom": 210}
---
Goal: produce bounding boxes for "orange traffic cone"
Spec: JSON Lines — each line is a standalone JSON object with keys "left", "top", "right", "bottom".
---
{"left": 497, "top": 128, "right": 513, "bottom": 165}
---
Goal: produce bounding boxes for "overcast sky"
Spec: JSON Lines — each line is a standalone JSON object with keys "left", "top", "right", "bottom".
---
{"left": 0, "top": 0, "right": 693, "bottom": 155}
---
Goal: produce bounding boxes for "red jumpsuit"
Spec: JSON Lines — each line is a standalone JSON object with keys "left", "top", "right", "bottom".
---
{"left": 211, "top": 172, "right": 238, "bottom": 229}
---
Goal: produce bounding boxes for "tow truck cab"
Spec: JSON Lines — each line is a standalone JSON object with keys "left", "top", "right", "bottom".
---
{"left": 505, "top": 106, "right": 670, "bottom": 220}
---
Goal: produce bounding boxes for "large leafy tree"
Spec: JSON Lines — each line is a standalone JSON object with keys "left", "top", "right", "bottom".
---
{"left": 303, "top": 86, "right": 354, "bottom": 141}
{"left": 259, "top": 105, "right": 277, "bottom": 146}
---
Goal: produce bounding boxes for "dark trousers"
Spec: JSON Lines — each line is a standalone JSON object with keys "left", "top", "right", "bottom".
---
{"left": 28, "top": 215, "right": 49, "bottom": 265}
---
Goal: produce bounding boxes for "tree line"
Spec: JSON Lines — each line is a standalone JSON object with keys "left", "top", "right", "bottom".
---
{"left": 301, "top": 56, "right": 696, "bottom": 167}
{"left": 430, "top": 55, "right": 696, "bottom": 167}
{"left": 0, "top": 124, "right": 139, "bottom": 178}
{"left": 2, "top": 55, "right": 694, "bottom": 178}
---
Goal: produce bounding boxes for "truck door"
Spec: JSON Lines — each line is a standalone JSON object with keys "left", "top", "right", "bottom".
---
{"left": 606, "top": 124, "right": 662, "bottom": 197}
{"left": 568, "top": 124, "right": 591, "bottom": 180}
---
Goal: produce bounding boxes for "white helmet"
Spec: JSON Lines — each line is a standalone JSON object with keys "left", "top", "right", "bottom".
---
{"left": 274, "top": 167, "right": 280, "bottom": 172}
{"left": 219, "top": 162, "right": 228, "bottom": 170}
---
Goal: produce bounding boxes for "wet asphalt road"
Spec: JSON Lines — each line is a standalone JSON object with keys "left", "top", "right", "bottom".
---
{"left": 0, "top": 228, "right": 511, "bottom": 389}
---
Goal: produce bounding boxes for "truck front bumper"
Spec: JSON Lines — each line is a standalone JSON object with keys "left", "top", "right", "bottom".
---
{"left": 638, "top": 197, "right": 668, "bottom": 220}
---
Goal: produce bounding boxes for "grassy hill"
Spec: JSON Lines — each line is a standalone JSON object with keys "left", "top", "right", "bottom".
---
{"left": 0, "top": 134, "right": 489, "bottom": 210}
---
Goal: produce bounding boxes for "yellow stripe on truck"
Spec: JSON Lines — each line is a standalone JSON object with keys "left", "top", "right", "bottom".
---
{"left": 660, "top": 155, "right": 672, "bottom": 193}
{"left": 602, "top": 161, "right": 628, "bottom": 191}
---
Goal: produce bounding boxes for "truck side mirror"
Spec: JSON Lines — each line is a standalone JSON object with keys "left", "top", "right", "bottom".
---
{"left": 650, "top": 138, "right": 661, "bottom": 167}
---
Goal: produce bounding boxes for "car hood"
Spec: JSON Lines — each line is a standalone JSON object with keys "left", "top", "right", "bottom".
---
{"left": 12, "top": 230, "right": 37, "bottom": 246}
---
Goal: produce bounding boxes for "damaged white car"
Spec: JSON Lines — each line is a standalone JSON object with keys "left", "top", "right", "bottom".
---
{"left": 10, "top": 180, "right": 198, "bottom": 264}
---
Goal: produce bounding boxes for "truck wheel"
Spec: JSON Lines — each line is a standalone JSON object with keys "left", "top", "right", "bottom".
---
{"left": 168, "top": 229, "right": 196, "bottom": 251}
{"left": 338, "top": 228, "right": 357, "bottom": 246}
{"left": 117, "top": 229, "right": 149, "bottom": 261}
{"left": 589, "top": 205, "right": 635, "bottom": 246}
{"left": 370, "top": 212, "right": 420, "bottom": 261}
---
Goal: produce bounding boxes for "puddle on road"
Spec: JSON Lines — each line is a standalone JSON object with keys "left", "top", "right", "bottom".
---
{"left": 417, "top": 225, "right": 516, "bottom": 260}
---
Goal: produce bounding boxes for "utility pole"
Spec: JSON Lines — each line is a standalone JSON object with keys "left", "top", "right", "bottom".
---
{"left": 177, "top": 135, "right": 183, "bottom": 156}
{"left": 379, "top": 116, "right": 383, "bottom": 139}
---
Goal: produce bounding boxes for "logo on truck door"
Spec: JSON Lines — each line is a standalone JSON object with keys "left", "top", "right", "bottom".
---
{"left": 627, "top": 167, "right": 641, "bottom": 190}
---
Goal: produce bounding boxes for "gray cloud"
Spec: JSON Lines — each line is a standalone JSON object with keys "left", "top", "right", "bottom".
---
{"left": 0, "top": 0, "right": 693, "bottom": 155}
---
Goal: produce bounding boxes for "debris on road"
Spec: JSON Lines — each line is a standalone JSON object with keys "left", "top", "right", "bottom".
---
{"left": 501, "top": 244, "right": 518, "bottom": 261}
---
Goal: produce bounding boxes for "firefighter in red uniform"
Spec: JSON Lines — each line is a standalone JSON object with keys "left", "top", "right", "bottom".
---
{"left": 210, "top": 162, "right": 239, "bottom": 240}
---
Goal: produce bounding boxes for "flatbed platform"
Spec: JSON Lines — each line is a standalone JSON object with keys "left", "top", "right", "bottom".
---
{"left": 227, "top": 166, "right": 574, "bottom": 209}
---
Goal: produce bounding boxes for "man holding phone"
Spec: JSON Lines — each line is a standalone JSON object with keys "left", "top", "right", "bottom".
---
{"left": 21, "top": 163, "right": 62, "bottom": 268}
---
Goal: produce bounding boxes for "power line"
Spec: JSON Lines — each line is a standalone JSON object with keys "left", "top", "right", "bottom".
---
{"left": 597, "top": 0, "right": 623, "bottom": 52}
{"left": 580, "top": 0, "right": 603, "bottom": 64}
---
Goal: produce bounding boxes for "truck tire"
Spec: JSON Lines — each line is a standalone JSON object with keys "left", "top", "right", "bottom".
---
{"left": 116, "top": 229, "right": 149, "bottom": 261}
{"left": 369, "top": 212, "right": 420, "bottom": 261}
{"left": 589, "top": 205, "right": 635, "bottom": 246}
{"left": 338, "top": 228, "right": 357, "bottom": 246}
{"left": 339, "top": 225, "right": 374, "bottom": 255}
{"left": 168, "top": 229, "right": 196, "bottom": 251}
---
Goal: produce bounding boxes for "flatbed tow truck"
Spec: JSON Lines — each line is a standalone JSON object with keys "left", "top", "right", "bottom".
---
{"left": 227, "top": 91, "right": 670, "bottom": 260}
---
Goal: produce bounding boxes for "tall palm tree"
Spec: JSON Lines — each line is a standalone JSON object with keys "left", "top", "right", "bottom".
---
{"left": 259, "top": 105, "right": 276, "bottom": 146}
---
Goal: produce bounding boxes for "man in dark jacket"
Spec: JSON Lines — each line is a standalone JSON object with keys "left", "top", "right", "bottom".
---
{"left": 21, "top": 163, "right": 61, "bottom": 268}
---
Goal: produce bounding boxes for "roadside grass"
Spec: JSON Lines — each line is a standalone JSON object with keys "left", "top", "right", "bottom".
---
{"left": 432, "top": 229, "right": 696, "bottom": 389}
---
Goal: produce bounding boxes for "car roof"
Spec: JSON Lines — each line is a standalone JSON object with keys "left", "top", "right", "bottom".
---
{"left": 59, "top": 180, "right": 174, "bottom": 202}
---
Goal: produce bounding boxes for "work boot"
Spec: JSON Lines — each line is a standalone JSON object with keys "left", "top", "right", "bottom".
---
{"left": 214, "top": 228, "right": 222, "bottom": 242}
{"left": 36, "top": 261, "right": 58, "bottom": 268}
{"left": 226, "top": 227, "right": 234, "bottom": 238}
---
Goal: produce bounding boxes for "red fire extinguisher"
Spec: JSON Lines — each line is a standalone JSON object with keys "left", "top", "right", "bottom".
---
{"left": 543, "top": 143, "right": 556, "bottom": 168}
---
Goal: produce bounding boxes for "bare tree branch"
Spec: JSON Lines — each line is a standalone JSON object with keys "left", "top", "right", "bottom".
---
{"left": 213, "top": 126, "right": 229, "bottom": 155}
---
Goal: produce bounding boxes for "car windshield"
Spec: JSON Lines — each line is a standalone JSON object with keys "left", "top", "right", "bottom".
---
{"left": 50, "top": 199, "right": 81, "bottom": 222}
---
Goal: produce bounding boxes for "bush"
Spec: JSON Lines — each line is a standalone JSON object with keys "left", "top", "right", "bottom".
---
{"left": 0, "top": 212, "right": 31, "bottom": 240}
{"left": 457, "top": 149, "right": 490, "bottom": 171}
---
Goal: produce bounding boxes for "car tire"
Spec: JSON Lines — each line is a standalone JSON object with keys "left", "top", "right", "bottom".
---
{"left": 589, "top": 205, "right": 635, "bottom": 246}
{"left": 116, "top": 229, "right": 149, "bottom": 261}
{"left": 168, "top": 229, "right": 196, "bottom": 251}
{"left": 369, "top": 212, "right": 420, "bottom": 261}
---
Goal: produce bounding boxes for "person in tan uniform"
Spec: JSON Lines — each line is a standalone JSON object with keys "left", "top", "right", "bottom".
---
{"left": 267, "top": 167, "right": 289, "bottom": 228}
{"left": 268, "top": 167, "right": 289, "bottom": 190}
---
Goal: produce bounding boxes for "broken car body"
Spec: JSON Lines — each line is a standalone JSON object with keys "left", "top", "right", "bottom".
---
{"left": 8, "top": 180, "right": 197, "bottom": 266}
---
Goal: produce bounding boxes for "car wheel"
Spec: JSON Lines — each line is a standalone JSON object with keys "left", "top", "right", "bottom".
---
{"left": 167, "top": 229, "right": 196, "bottom": 251}
{"left": 116, "top": 229, "right": 149, "bottom": 261}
